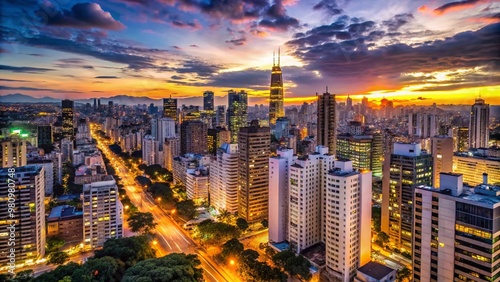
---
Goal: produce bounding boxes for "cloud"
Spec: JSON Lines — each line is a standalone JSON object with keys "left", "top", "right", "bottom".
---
{"left": 170, "top": 19, "right": 202, "bottom": 29}
{"left": 433, "top": 0, "right": 485, "bottom": 15}
{"left": 0, "top": 86, "right": 82, "bottom": 93}
{"left": 382, "top": 13, "right": 414, "bottom": 32}
{"left": 95, "top": 76, "right": 119, "bottom": 79}
{"left": 0, "top": 65, "right": 55, "bottom": 73}
{"left": 313, "top": 0, "right": 350, "bottom": 16}
{"left": 38, "top": 2, "right": 125, "bottom": 30}
{"left": 0, "top": 78, "right": 32, "bottom": 82}
{"left": 259, "top": 0, "right": 300, "bottom": 31}
{"left": 190, "top": 44, "right": 199, "bottom": 47}
{"left": 54, "top": 58, "right": 95, "bottom": 69}
{"left": 226, "top": 37, "right": 247, "bottom": 46}
{"left": 173, "top": 60, "right": 223, "bottom": 77}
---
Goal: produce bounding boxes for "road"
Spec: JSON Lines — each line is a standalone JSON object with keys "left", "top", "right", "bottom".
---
{"left": 92, "top": 125, "right": 238, "bottom": 282}
{"left": 12, "top": 252, "right": 94, "bottom": 277}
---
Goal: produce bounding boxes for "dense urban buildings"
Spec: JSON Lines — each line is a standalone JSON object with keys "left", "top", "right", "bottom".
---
{"left": 317, "top": 90, "right": 337, "bottom": 155}
{"left": 180, "top": 120, "right": 208, "bottom": 155}
{"left": 227, "top": 90, "right": 248, "bottom": 143}
{"left": 269, "top": 50, "right": 284, "bottom": 127}
{"left": 238, "top": 121, "right": 270, "bottom": 223}
{"left": 469, "top": 98, "right": 490, "bottom": 149}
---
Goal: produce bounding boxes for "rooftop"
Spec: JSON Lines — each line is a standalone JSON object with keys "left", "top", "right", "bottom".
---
{"left": 357, "top": 261, "right": 395, "bottom": 280}
{"left": 48, "top": 205, "right": 82, "bottom": 219}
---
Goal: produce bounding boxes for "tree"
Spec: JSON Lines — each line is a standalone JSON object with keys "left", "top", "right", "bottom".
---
{"left": 47, "top": 251, "right": 69, "bottom": 266}
{"left": 175, "top": 200, "right": 197, "bottom": 220}
{"left": 236, "top": 218, "right": 249, "bottom": 232}
{"left": 12, "top": 270, "right": 34, "bottom": 282}
{"left": 240, "top": 249, "right": 285, "bottom": 282}
{"left": 46, "top": 237, "right": 65, "bottom": 254}
{"left": 94, "top": 236, "right": 156, "bottom": 269}
{"left": 261, "top": 219, "right": 268, "bottom": 228}
{"left": 376, "top": 232, "right": 390, "bottom": 247}
{"left": 195, "top": 220, "right": 240, "bottom": 245}
{"left": 71, "top": 256, "right": 120, "bottom": 282}
{"left": 122, "top": 253, "right": 203, "bottom": 282}
{"left": 58, "top": 276, "right": 72, "bottom": 282}
{"left": 372, "top": 206, "right": 381, "bottom": 232}
{"left": 35, "top": 263, "right": 81, "bottom": 282}
{"left": 397, "top": 266, "right": 412, "bottom": 282}
{"left": 272, "top": 249, "right": 295, "bottom": 269}
{"left": 221, "top": 238, "right": 244, "bottom": 261}
{"left": 138, "top": 164, "right": 147, "bottom": 171}
{"left": 127, "top": 212, "right": 157, "bottom": 234}
{"left": 216, "top": 210, "right": 232, "bottom": 224}
{"left": 283, "top": 255, "right": 311, "bottom": 281}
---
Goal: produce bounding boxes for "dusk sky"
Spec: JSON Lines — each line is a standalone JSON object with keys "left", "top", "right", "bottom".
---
{"left": 0, "top": 0, "right": 499, "bottom": 105}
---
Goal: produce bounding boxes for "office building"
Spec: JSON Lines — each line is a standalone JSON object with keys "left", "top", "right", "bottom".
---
{"left": 469, "top": 98, "right": 490, "bottom": 149}
{"left": 431, "top": 136, "right": 453, "bottom": 188}
{"left": 336, "top": 133, "right": 383, "bottom": 177}
{"left": 164, "top": 137, "right": 180, "bottom": 172}
{"left": 269, "top": 148, "right": 295, "bottom": 243}
{"left": 207, "top": 126, "right": 231, "bottom": 155}
{"left": 62, "top": 99, "right": 74, "bottom": 140}
{"left": 227, "top": 90, "right": 248, "bottom": 143}
{"left": 413, "top": 173, "right": 500, "bottom": 282}
{"left": 317, "top": 90, "right": 337, "bottom": 155}
{"left": 381, "top": 143, "right": 432, "bottom": 254}
{"left": 142, "top": 135, "right": 161, "bottom": 166}
{"left": 452, "top": 126, "right": 469, "bottom": 152}
{"left": 238, "top": 121, "right": 270, "bottom": 223}
{"left": 180, "top": 120, "right": 208, "bottom": 155}
{"left": 203, "top": 91, "right": 214, "bottom": 112}
{"left": 163, "top": 97, "right": 178, "bottom": 122}
{"left": 269, "top": 50, "right": 284, "bottom": 126}
{"left": 0, "top": 138, "right": 27, "bottom": 168}
{"left": 324, "top": 160, "right": 372, "bottom": 282}
{"left": 453, "top": 153, "right": 500, "bottom": 186}
{"left": 82, "top": 175, "right": 123, "bottom": 250}
{"left": 210, "top": 143, "right": 239, "bottom": 213}
{"left": 37, "top": 125, "right": 52, "bottom": 147}
{"left": 47, "top": 205, "right": 83, "bottom": 246}
{"left": 0, "top": 165, "right": 45, "bottom": 266}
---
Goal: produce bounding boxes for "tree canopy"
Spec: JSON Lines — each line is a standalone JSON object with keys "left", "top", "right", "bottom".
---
{"left": 94, "top": 236, "right": 156, "bottom": 269}
{"left": 195, "top": 220, "right": 240, "bottom": 245}
{"left": 47, "top": 251, "right": 69, "bottom": 266}
{"left": 220, "top": 238, "right": 244, "bottom": 261}
{"left": 127, "top": 212, "right": 157, "bottom": 234}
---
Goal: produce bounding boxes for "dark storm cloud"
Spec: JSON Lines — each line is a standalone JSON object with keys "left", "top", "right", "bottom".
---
{"left": 226, "top": 37, "right": 247, "bottom": 46}
{"left": 173, "top": 61, "right": 223, "bottom": 77}
{"left": 383, "top": 13, "right": 414, "bottom": 31}
{"left": 0, "top": 65, "right": 54, "bottom": 73}
{"left": 258, "top": 0, "right": 300, "bottom": 31}
{"left": 287, "top": 22, "right": 500, "bottom": 87}
{"left": 38, "top": 2, "right": 125, "bottom": 30}
{"left": 433, "top": 0, "right": 482, "bottom": 15}
{"left": 313, "top": 0, "right": 350, "bottom": 16}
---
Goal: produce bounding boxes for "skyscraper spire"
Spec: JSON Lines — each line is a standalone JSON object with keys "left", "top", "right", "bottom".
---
{"left": 269, "top": 49, "right": 284, "bottom": 127}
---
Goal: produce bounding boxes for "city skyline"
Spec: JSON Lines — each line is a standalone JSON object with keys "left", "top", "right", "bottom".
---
{"left": 1, "top": 0, "right": 499, "bottom": 106}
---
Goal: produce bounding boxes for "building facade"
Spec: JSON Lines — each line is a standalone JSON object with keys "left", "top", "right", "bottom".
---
{"left": 1, "top": 138, "right": 27, "bottom": 168}
{"left": 62, "top": 99, "right": 75, "bottom": 140}
{"left": 227, "top": 90, "right": 248, "bottom": 143}
{"left": 317, "top": 90, "right": 337, "bottom": 155}
{"left": 469, "top": 98, "right": 489, "bottom": 149}
{"left": 180, "top": 120, "right": 208, "bottom": 155}
{"left": 269, "top": 51, "right": 284, "bottom": 126}
{"left": 431, "top": 136, "right": 453, "bottom": 188}
{"left": 210, "top": 143, "right": 239, "bottom": 213}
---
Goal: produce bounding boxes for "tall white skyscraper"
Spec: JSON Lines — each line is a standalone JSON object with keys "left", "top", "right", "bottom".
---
{"left": 151, "top": 117, "right": 176, "bottom": 150}
{"left": 142, "top": 135, "right": 160, "bottom": 166}
{"left": 83, "top": 175, "right": 123, "bottom": 250}
{"left": 210, "top": 143, "right": 239, "bottom": 213}
{"left": 469, "top": 98, "right": 489, "bottom": 149}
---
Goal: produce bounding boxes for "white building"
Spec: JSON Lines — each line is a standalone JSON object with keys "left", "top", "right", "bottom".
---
{"left": 152, "top": 117, "right": 176, "bottom": 150}
{"left": 142, "top": 135, "right": 161, "bottom": 166}
{"left": 210, "top": 143, "right": 239, "bottom": 213}
{"left": 469, "top": 98, "right": 489, "bottom": 149}
{"left": 82, "top": 175, "right": 123, "bottom": 250}
{"left": 269, "top": 147, "right": 295, "bottom": 243}
{"left": 27, "top": 160, "right": 54, "bottom": 196}
{"left": 186, "top": 168, "right": 209, "bottom": 204}
{"left": 0, "top": 137, "right": 27, "bottom": 168}
{"left": 324, "top": 160, "right": 372, "bottom": 282}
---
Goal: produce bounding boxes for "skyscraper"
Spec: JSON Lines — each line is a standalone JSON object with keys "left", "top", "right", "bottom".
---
{"left": 61, "top": 99, "right": 74, "bottom": 140}
{"left": 227, "top": 90, "right": 248, "bottom": 143}
{"left": 37, "top": 125, "right": 53, "bottom": 147}
{"left": 163, "top": 97, "right": 178, "bottom": 122}
{"left": 0, "top": 165, "right": 45, "bottom": 266}
{"left": 381, "top": 143, "right": 432, "bottom": 254}
{"left": 336, "top": 132, "right": 383, "bottom": 177}
{"left": 207, "top": 126, "right": 231, "bottom": 155}
{"left": 83, "top": 175, "right": 123, "bottom": 250}
{"left": 317, "top": 89, "right": 337, "bottom": 155}
{"left": 215, "top": 105, "right": 226, "bottom": 127}
{"left": 180, "top": 120, "right": 208, "bottom": 155}
{"left": 469, "top": 98, "right": 489, "bottom": 149}
{"left": 431, "top": 136, "right": 453, "bottom": 188}
{"left": 269, "top": 49, "right": 284, "bottom": 127}
{"left": 203, "top": 91, "right": 214, "bottom": 111}
{"left": 210, "top": 143, "right": 239, "bottom": 213}
{"left": 238, "top": 121, "right": 270, "bottom": 223}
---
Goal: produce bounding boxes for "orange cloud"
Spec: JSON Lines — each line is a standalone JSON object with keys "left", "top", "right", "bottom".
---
{"left": 467, "top": 16, "right": 500, "bottom": 24}
{"left": 418, "top": 5, "right": 429, "bottom": 12}
{"left": 432, "top": 0, "right": 489, "bottom": 15}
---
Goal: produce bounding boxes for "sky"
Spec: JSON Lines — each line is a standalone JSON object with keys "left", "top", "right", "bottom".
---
{"left": 0, "top": 0, "right": 499, "bottom": 106}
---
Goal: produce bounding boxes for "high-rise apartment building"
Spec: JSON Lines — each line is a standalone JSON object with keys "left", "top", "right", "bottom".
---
{"left": 274, "top": 117, "right": 290, "bottom": 140}
{"left": 413, "top": 173, "right": 500, "bottom": 282}
{"left": 452, "top": 126, "right": 469, "bottom": 152}
{"left": 37, "top": 125, "right": 52, "bottom": 147}
{"left": 0, "top": 165, "right": 45, "bottom": 266}
{"left": 238, "top": 121, "right": 270, "bottom": 223}
{"left": 408, "top": 113, "right": 437, "bottom": 138}
{"left": 180, "top": 120, "right": 208, "bottom": 155}
{"left": 453, "top": 153, "right": 500, "bottom": 186}
{"left": 227, "top": 90, "right": 248, "bottom": 143}
{"left": 164, "top": 137, "right": 180, "bottom": 172}
{"left": 207, "top": 126, "right": 231, "bottom": 155}
{"left": 82, "top": 175, "right": 123, "bottom": 250}
{"left": 469, "top": 98, "right": 489, "bottom": 149}
{"left": 431, "top": 136, "right": 453, "bottom": 188}
{"left": 210, "top": 143, "right": 239, "bottom": 213}
{"left": 336, "top": 133, "right": 383, "bottom": 177}
{"left": 324, "top": 160, "right": 372, "bottom": 282}
{"left": 0, "top": 138, "right": 27, "bottom": 168}
{"left": 142, "top": 135, "right": 160, "bottom": 166}
{"left": 186, "top": 168, "right": 209, "bottom": 204}
{"left": 163, "top": 97, "right": 178, "bottom": 122}
{"left": 381, "top": 143, "right": 432, "bottom": 254}
{"left": 62, "top": 99, "right": 74, "bottom": 140}
{"left": 151, "top": 117, "right": 176, "bottom": 150}
{"left": 317, "top": 90, "right": 337, "bottom": 155}
{"left": 269, "top": 148, "right": 295, "bottom": 243}
{"left": 216, "top": 105, "right": 226, "bottom": 128}
{"left": 269, "top": 50, "right": 284, "bottom": 126}
{"left": 203, "top": 91, "right": 214, "bottom": 112}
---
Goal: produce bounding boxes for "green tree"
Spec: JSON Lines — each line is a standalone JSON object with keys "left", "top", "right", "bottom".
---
{"left": 175, "top": 200, "right": 197, "bottom": 220}
{"left": 240, "top": 250, "right": 285, "bottom": 282}
{"left": 94, "top": 236, "right": 156, "bottom": 269}
{"left": 236, "top": 218, "right": 249, "bottom": 232}
{"left": 35, "top": 263, "right": 81, "bottom": 282}
{"left": 71, "top": 256, "right": 120, "bottom": 282}
{"left": 46, "top": 237, "right": 65, "bottom": 254}
{"left": 58, "top": 277, "right": 72, "bottom": 282}
{"left": 216, "top": 210, "right": 232, "bottom": 224}
{"left": 122, "top": 253, "right": 203, "bottom": 282}
{"left": 397, "top": 266, "right": 412, "bottom": 282}
{"left": 47, "top": 251, "right": 69, "bottom": 266}
{"left": 127, "top": 212, "right": 157, "bottom": 234}
{"left": 12, "top": 270, "right": 34, "bottom": 282}
{"left": 283, "top": 255, "right": 311, "bottom": 281}
{"left": 221, "top": 238, "right": 244, "bottom": 261}
{"left": 195, "top": 220, "right": 240, "bottom": 245}
{"left": 372, "top": 206, "right": 381, "bottom": 232}
{"left": 376, "top": 231, "right": 390, "bottom": 247}
{"left": 272, "top": 249, "right": 295, "bottom": 269}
